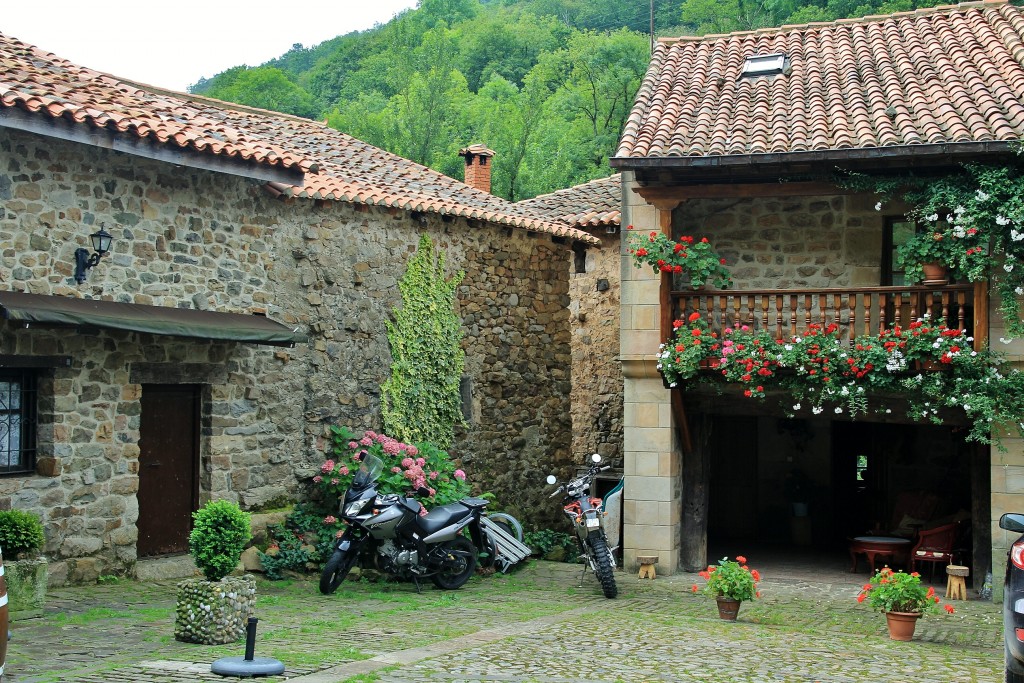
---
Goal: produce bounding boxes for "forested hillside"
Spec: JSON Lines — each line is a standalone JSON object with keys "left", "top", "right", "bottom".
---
{"left": 192, "top": 0, "right": 953, "bottom": 201}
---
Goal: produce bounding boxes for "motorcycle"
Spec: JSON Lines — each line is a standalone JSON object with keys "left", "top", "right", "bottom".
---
{"left": 319, "top": 452, "right": 529, "bottom": 594}
{"left": 546, "top": 454, "right": 618, "bottom": 598}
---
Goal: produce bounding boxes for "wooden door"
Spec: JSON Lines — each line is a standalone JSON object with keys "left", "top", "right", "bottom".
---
{"left": 137, "top": 384, "right": 200, "bottom": 557}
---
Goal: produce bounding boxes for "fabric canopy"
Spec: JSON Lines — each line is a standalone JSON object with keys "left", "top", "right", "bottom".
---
{"left": 0, "top": 291, "right": 306, "bottom": 347}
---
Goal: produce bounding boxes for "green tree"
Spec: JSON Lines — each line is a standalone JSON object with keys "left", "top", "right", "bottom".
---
{"left": 198, "top": 66, "right": 318, "bottom": 119}
{"left": 381, "top": 235, "right": 467, "bottom": 449}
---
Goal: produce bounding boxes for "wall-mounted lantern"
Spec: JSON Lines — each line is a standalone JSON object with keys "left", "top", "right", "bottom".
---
{"left": 74, "top": 226, "right": 113, "bottom": 284}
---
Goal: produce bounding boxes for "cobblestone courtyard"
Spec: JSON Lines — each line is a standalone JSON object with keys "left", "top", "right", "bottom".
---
{"left": 4, "top": 558, "right": 1004, "bottom": 682}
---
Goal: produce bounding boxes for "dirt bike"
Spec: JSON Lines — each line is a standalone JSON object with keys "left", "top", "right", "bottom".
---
{"left": 319, "top": 452, "right": 529, "bottom": 594}
{"left": 546, "top": 454, "right": 618, "bottom": 598}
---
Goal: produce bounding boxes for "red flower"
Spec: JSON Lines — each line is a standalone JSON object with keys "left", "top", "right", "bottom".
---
{"left": 751, "top": 569, "right": 760, "bottom": 581}
{"left": 636, "top": 248, "right": 648, "bottom": 257}
{"left": 944, "top": 604, "right": 955, "bottom": 614}
{"left": 856, "top": 593, "right": 866, "bottom": 603}
{"left": 735, "top": 555, "right": 747, "bottom": 564}
{"left": 688, "top": 312, "right": 702, "bottom": 322}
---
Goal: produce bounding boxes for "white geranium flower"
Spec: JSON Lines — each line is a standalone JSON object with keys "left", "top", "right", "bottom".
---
{"left": 835, "top": 407, "right": 843, "bottom": 414}
{"left": 1006, "top": 263, "right": 1015, "bottom": 273}
{"left": 812, "top": 406, "right": 823, "bottom": 414}
{"left": 977, "top": 190, "right": 990, "bottom": 201}
{"left": 793, "top": 403, "right": 801, "bottom": 410}
{"left": 874, "top": 202, "right": 882, "bottom": 211}
{"left": 998, "top": 215, "right": 1011, "bottom": 226}
{"left": 926, "top": 213, "right": 939, "bottom": 222}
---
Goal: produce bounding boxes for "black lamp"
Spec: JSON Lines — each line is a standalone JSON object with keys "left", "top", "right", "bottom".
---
{"left": 74, "top": 226, "right": 113, "bottom": 284}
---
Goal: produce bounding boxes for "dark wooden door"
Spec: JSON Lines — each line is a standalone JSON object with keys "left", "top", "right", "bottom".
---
{"left": 137, "top": 384, "right": 200, "bottom": 557}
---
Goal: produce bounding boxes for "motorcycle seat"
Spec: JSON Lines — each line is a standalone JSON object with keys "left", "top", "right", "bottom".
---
{"left": 460, "top": 497, "right": 489, "bottom": 509}
{"left": 419, "top": 502, "right": 470, "bottom": 534}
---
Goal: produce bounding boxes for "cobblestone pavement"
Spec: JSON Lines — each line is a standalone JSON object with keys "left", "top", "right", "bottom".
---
{"left": 4, "top": 557, "right": 1005, "bottom": 682}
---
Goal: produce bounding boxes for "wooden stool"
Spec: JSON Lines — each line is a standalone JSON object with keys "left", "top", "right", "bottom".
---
{"left": 946, "top": 564, "right": 969, "bottom": 600}
{"left": 637, "top": 555, "right": 659, "bottom": 579}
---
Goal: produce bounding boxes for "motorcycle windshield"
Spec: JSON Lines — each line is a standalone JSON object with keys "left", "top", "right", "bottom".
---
{"left": 352, "top": 453, "right": 384, "bottom": 489}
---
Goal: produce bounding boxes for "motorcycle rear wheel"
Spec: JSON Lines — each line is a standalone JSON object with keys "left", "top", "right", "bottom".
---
{"left": 319, "top": 548, "right": 356, "bottom": 595}
{"left": 430, "top": 537, "right": 477, "bottom": 590}
{"left": 588, "top": 532, "right": 618, "bottom": 599}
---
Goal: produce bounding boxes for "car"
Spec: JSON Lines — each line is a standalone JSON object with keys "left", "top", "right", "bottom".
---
{"left": 1000, "top": 513, "right": 1024, "bottom": 682}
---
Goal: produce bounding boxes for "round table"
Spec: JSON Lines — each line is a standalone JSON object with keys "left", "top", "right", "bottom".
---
{"left": 848, "top": 536, "right": 911, "bottom": 573}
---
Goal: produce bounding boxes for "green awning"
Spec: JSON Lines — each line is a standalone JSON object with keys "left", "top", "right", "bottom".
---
{"left": 0, "top": 291, "right": 306, "bottom": 347}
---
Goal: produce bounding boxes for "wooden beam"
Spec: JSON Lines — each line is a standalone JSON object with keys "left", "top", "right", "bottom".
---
{"left": 635, "top": 181, "right": 844, "bottom": 203}
{"left": 0, "top": 355, "right": 71, "bottom": 368}
{"left": 0, "top": 107, "right": 306, "bottom": 185}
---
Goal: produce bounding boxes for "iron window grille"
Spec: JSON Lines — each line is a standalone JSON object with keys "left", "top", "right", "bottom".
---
{"left": 0, "top": 370, "right": 37, "bottom": 475}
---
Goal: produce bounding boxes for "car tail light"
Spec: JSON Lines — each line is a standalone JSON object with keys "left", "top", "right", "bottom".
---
{"left": 1012, "top": 540, "right": 1024, "bottom": 570}
{"left": 1017, "top": 628, "right": 1024, "bottom": 642}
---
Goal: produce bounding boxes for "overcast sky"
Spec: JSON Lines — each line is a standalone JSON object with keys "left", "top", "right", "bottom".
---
{"left": 2, "top": 1, "right": 421, "bottom": 92}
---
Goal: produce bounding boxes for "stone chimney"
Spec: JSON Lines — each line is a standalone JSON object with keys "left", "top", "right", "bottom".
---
{"left": 458, "top": 144, "right": 495, "bottom": 194}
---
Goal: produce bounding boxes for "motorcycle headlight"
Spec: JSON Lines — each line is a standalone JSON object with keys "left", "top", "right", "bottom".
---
{"left": 344, "top": 499, "right": 367, "bottom": 517}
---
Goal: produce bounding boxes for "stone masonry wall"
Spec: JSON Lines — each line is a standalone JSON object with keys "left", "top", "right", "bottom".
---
{"left": 675, "top": 193, "right": 886, "bottom": 288}
{"left": 0, "top": 128, "right": 573, "bottom": 581}
{"left": 569, "top": 231, "right": 623, "bottom": 469}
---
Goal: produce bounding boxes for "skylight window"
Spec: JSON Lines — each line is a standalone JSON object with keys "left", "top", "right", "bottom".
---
{"left": 740, "top": 53, "right": 790, "bottom": 79}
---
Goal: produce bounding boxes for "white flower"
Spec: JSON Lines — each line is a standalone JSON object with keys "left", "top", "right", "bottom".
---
{"left": 784, "top": 344, "right": 793, "bottom": 351}
{"left": 976, "top": 190, "right": 990, "bottom": 201}
{"left": 835, "top": 407, "right": 843, "bottom": 414}
{"left": 885, "top": 409, "right": 892, "bottom": 414}
{"left": 874, "top": 202, "right": 882, "bottom": 211}
{"left": 955, "top": 205, "right": 966, "bottom": 215}
{"left": 964, "top": 404, "right": 971, "bottom": 411}
{"left": 926, "top": 213, "right": 939, "bottom": 222}
{"left": 1012, "top": 229, "right": 1024, "bottom": 242}
{"left": 1006, "top": 263, "right": 1015, "bottom": 273}
{"left": 953, "top": 225, "right": 966, "bottom": 238}
{"left": 998, "top": 215, "right": 1011, "bottom": 226}
{"left": 812, "top": 406, "right": 823, "bottom": 414}
{"left": 1001, "top": 337, "right": 1015, "bottom": 344}
{"left": 793, "top": 403, "right": 801, "bottom": 410}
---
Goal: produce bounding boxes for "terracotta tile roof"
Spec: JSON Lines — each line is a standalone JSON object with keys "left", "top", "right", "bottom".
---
{"left": 0, "top": 34, "right": 317, "bottom": 174}
{"left": 515, "top": 174, "right": 621, "bottom": 228}
{"left": 615, "top": 0, "right": 1024, "bottom": 162}
{"left": 0, "top": 32, "right": 598, "bottom": 246}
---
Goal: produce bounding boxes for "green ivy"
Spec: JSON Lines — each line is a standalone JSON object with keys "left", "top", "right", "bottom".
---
{"left": 381, "top": 235, "right": 467, "bottom": 448}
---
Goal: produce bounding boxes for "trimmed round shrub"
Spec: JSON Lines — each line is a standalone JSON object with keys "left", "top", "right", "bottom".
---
{"left": 189, "top": 501, "right": 251, "bottom": 582}
{"left": 0, "top": 509, "right": 45, "bottom": 557}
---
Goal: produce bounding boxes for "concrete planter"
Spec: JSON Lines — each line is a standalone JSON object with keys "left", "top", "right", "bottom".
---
{"left": 174, "top": 575, "right": 256, "bottom": 645}
{"left": 7, "top": 556, "right": 48, "bottom": 620}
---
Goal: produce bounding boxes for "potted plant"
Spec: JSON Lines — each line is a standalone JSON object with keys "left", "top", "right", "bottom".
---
{"left": 856, "top": 566, "right": 954, "bottom": 640}
{"left": 174, "top": 500, "right": 255, "bottom": 645}
{"left": 691, "top": 555, "right": 761, "bottom": 620}
{"left": 656, "top": 313, "right": 721, "bottom": 388}
{"left": 627, "top": 226, "right": 733, "bottom": 289}
{"left": 0, "top": 510, "right": 47, "bottom": 619}
{"left": 895, "top": 225, "right": 975, "bottom": 284}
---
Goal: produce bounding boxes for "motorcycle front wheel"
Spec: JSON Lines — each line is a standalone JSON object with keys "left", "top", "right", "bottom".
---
{"left": 430, "top": 537, "right": 478, "bottom": 590}
{"left": 319, "top": 547, "right": 356, "bottom": 595}
{"left": 588, "top": 532, "right": 618, "bottom": 599}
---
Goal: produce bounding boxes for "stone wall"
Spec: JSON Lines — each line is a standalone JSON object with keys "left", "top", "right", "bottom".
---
{"left": 569, "top": 230, "right": 623, "bottom": 469}
{"left": 675, "top": 193, "right": 886, "bottom": 287}
{"left": 0, "top": 128, "right": 574, "bottom": 581}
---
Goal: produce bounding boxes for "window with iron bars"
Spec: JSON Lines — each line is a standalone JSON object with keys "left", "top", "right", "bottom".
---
{"left": 0, "top": 370, "right": 37, "bottom": 475}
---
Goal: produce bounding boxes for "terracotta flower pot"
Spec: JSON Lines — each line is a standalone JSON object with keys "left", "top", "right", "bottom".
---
{"left": 920, "top": 262, "right": 949, "bottom": 285}
{"left": 716, "top": 596, "right": 741, "bottom": 621}
{"left": 884, "top": 610, "right": 922, "bottom": 641}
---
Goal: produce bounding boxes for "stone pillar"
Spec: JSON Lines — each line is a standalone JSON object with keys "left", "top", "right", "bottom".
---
{"left": 991, "top": 321, "right": 1024, "bottom": 600}
{"left": 620, "top": 174, "right": 683, "bottom": 573}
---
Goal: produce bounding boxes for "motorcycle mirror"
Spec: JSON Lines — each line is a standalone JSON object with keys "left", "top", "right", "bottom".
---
{"left": 591, "top": 453, "right": 602, "bottom": 463}
{"left": 416, "top": 486, "right": 432, "bottom": 497}
{"left": 546, "top": 475, "right": 557, "bottom": 485}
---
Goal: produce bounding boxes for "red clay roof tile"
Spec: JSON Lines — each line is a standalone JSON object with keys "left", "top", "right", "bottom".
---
{"left": 0, "top": 32, "right": 598, "bottom": 247}
{"left": 515, "top": 175, "right": 621, "bottom": 229}
{"left": 616, "top": 0, "right": 1024, "bottom": 162}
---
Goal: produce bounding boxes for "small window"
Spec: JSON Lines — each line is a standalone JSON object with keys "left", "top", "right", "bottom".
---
{"left": 740, "top": 53, "right": 790, "bottom": 79}
{"left": 0, "top": 370, "right": 37, "bottom": 475}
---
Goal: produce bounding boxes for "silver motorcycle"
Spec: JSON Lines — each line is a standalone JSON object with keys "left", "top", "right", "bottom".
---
{"left": 546, "top": 454, "right": 618, "bottom": 598}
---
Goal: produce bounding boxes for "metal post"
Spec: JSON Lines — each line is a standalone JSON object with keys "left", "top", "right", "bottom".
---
{"left": 244, "top": 617, "right": 257, "bottom": 661}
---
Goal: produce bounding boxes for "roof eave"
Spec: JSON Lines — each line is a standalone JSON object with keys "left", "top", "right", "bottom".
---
{"left": 0, "top": 105, "right": 307, "bottom": 185}
{"left": 610, "top": 141, "right": 1018, "bottom": 173}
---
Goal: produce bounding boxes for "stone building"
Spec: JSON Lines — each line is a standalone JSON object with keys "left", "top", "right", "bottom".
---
{"left": 516, "top": 175, "right": 624, "bottom": 467}
{"left": 612, "top": 0, "right": 1024, "bottom": 592}
{"left": 0, "top": 33, "right": 598, "bottom": 583}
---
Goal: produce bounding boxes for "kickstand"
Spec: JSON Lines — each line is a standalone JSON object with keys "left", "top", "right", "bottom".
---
{"left": 577, "top": 562, "right": 589, "bottom": 588}
{"left": 412, "top": 576, "right": 423, "bottom": 594}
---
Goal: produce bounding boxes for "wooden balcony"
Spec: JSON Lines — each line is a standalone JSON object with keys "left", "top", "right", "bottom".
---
{"left": 665, "top": 283, "right": 987, "bottom": 351}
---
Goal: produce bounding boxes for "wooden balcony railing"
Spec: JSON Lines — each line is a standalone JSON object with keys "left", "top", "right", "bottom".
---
{"left": 667, "top": 283, "right": 987, "bottom": 350}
